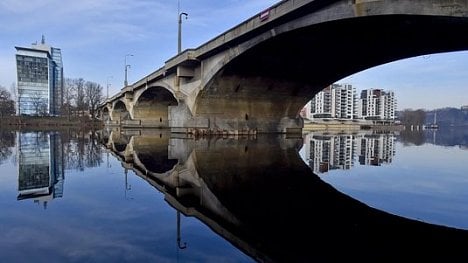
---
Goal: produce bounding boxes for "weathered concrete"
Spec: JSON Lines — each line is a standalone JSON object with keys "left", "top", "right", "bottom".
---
{"left": 98, "top": 0, "right": 468, "bottom": 134}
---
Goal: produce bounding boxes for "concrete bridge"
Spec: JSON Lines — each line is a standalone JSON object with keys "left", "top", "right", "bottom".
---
{"left": 99, "top": 129, "right": 468, "bottom": 262}
{"left": 98, "top": 0, "right": 468, "bottom": 134}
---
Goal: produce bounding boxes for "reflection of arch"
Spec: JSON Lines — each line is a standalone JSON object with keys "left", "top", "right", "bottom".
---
{"left": 133, "top": 86, "right": 178, "bottom": 126}
{"left": 114, "top": 143, "right": 127, "bottom": 152}
{"left": 136, "top": 151, "right": 178, "bottom": 174}
{"left": 112, "top": 100, "right": 130, "bottom": 121}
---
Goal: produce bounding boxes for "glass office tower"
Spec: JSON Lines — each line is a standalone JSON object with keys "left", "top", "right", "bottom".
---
{"left": 15, "top": 36, "right": 63, "bottom": 115}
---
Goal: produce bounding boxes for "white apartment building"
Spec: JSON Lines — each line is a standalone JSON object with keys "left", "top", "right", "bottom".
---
{"left": 358, "top": 89, "right": 396, "bottom": 120}
{"left": 304, "top": 84, "right": 356, "bottom": 120}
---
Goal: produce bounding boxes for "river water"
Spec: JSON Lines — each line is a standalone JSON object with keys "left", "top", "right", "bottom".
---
{"left": 0, "top": 127, "right": 467, "bottom": 262}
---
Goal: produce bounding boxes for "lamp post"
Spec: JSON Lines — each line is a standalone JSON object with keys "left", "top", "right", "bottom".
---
{"left": 178, "top": 12, "right": 188, "bottom": 53}
{"left": 106, "top": 76, "right": 113, "bottom": 100}
{"left": 124, "top": 54, "right": 133, "bottom": 86}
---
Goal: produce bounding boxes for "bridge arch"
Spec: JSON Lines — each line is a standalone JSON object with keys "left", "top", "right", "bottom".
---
{"left": 112, "top": 100, "right": 131, "bottom": 122}
{"left": 194, "top": 1, "right": 468, "bottom": 132}
{"left": 102, "top": 107, "right": 110, "bottom": 122}
{"left": 133, "top": 86, "right": 178, "bottom": 127}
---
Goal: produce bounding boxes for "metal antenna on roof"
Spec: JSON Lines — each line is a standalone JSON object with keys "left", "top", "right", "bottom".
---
{"left": 41, "top": 35, "right": 45, "bottom": 44}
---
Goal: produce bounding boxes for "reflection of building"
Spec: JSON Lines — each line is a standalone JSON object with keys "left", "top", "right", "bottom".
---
{"left": 357, "top": 134, "right": 395, "bottom": 166}
{"left": 306, "top": 134, "right": 355, "bottom": 174}
{"left": 17, "top": 132, "right": 64, "bottom": 208}
{"left": 303, "top": 132, "right": 396, "bottom": 174}
{"left": 15, "top": 35, "right": 63, "bottom": 115}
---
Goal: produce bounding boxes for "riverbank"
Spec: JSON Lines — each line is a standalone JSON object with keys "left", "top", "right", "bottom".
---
{"left": 303, "top": 119, "right": 405, "bottom": 132}
{"left": 0, "top": 116, "right": 104, "bottom": 129}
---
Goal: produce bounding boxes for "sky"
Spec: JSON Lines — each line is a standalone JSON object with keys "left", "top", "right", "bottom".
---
{"left": 0, "top": 0, "right": 467, "bottom": 111}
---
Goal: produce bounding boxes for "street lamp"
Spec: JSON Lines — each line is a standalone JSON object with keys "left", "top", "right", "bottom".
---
{"left": 106, "top": 76, "right": 113, "bottom": 99}
{"left": 124, "top": 54, "right": 133, "bottom": 86}
{"left": 178, "top": 12, "right": 188, "bottom": 54}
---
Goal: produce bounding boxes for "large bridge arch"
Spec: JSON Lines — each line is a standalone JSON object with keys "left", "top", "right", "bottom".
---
{"left": 133, "top": 86, "right": 179, "bottom": 127}
{"left": 112, "top": 100, "right": 131, "bottom": 122}
{"left": 192, "top": 0, "right": 468, "bottom": 132}
{"left": 99, "top": 0, "right": 468, "bottom": 133}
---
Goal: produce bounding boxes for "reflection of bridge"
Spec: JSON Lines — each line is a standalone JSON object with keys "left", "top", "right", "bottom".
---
{"left": 100, "top": 128, "right": 468, "bottom": 262}
{"left": 97, "top": 0, "right": 468, "bottom": 134}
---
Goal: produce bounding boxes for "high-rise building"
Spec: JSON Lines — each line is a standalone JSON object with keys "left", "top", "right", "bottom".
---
{"left": 15, "top": 36, "right": 63, "bottom": 115}
{"left": 358, "top": 89, "right": 396, "bottom": 121}
{"left": 307, "top": 84, "right": 356, "bottom": 120}
{"left": 305, "top": 133, "right": 355, "bottom": 174}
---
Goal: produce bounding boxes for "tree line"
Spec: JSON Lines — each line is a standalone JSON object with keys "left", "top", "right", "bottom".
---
{"left": 62, "top": 78, "right": 103, "bottom": 120}
{"left": 398, "top": 109, "right": 426, "bottom": 127}
{"left": 0, "top": 77, "right": 103, "bottom": 119}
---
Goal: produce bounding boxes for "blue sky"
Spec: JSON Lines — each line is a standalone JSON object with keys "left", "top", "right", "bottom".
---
{"left": 1, "top": 0, "right": 467, "bottom": 110}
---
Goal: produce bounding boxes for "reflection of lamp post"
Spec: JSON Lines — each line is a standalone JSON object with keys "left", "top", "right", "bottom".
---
{"left": 124, "top": 169, "right": 132, "bottom": 200}
{"left": 124, "top": 54, "right": 133, "bottom": 86}
{"left": 178, "top": 12, "right": 188, "bottom": 53}
{"left": 177, "top": 212, "right": 187, "bottom": 249}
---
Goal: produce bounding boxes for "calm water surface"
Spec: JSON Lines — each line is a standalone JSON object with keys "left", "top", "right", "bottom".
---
{"left": 0, "top": 127, "right": 467, "bottom": 262}
{"left": 300, "top": 127, "right": 468, "bottom": 229}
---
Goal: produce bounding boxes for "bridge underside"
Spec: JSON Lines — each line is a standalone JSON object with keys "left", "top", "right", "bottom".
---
{"left": 195, "top": 14, "right": 468, "bottom": 133}
{"left": 132, "top": 87, "right": 178, "bottom": 128}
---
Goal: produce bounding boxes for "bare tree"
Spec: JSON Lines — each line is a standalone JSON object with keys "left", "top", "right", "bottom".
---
{"left": 63, "top": 78, "right": 76, "bottom": 120}
{"left": 85, "top": 81, "right": 103, "bottom": 120}
{"left": 9, "top": 82, "right": 17, "bottom": 113}
{"left": 30, "top": 91, "right": 47, "bottom": 116}
{"left": 75, "top": 78, "right": 86, "bottom": 117}
{"left": 400, "top": 109, "right": 426, "bottom": 128}
{"left": 0, "top": 86, "right": 15, "bottom": 117}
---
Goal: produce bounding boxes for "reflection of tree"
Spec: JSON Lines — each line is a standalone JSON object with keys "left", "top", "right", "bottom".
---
{"left": 0, "top": 130, "right": 15, "bottom": 164}
{"left": 61, "top": 129, "right": 103, "bottom": 171}
{"left": 425, "top": 128, "right": 468, "bottom": 148}
{"left": 399, "top": 130, "right": 425, "bottom": 146}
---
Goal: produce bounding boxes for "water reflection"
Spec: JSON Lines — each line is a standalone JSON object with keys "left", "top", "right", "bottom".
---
{"left": 2, "top": 127, "right": 468, "bottom": 261}
{"left": 12, "top": 130, "right": 104, "bottom": 208}
{"left": 16, "top": 132, "right": 64, "bottom": 208}
{"left": 0, "top": 130, "right": 15, "bottom": 164}
{"left": 302, "top": 131, "right": 396, "bottom": 174}
{"left": 97, "top": 128, "right": 468, "bottom": 262}
{"left": 302, "top": 128, "right": 467, "bottom": 176}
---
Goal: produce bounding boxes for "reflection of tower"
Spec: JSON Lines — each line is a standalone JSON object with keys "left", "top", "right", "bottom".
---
{"left": 306, "top": 134, "right": 356, "bottom": 174}
{"left": 329, "top": 135, "right": 355, "bottom": 170}
{"left": 124, "top": 168, "right": 132, "bottom": 200}
{"left": 16, "top": 132, "right": 64, "bottom": 208}
{"left": 357, "top": 134, "right": 395, "bottom": 166}
{"left": 308, "top": 135, "right": 331, "bottom": 174}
